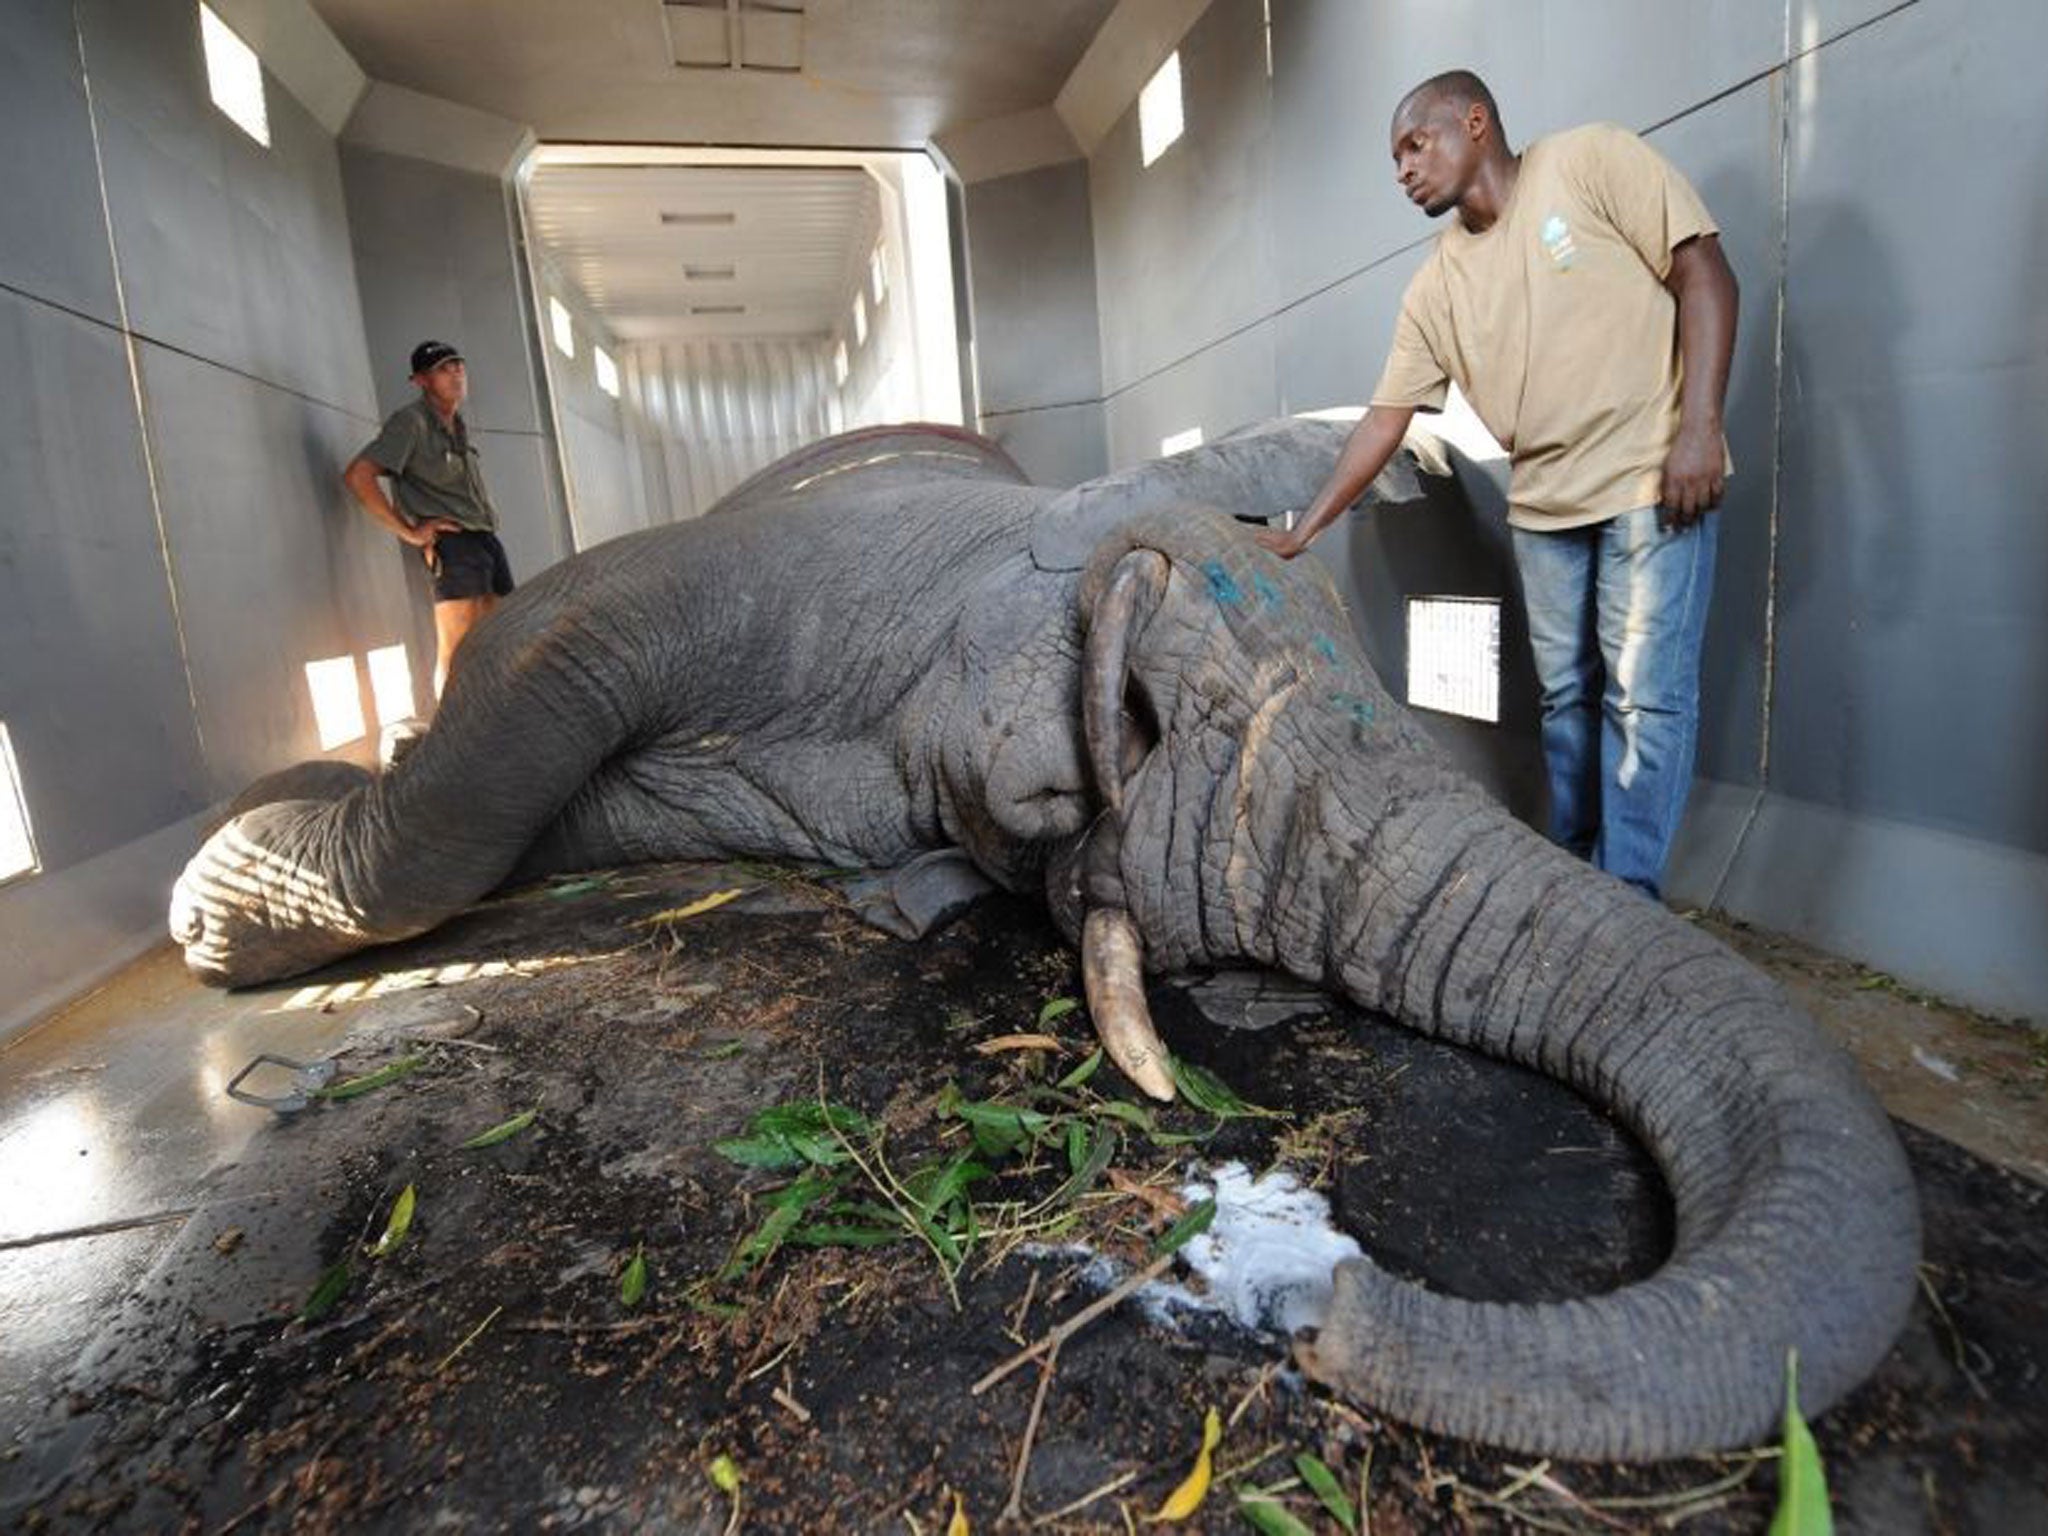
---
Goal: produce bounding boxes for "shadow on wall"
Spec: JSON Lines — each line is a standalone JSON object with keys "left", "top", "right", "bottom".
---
{"left": 1693, "top": 164, "right": 1778, "bottom": 798}
{"left": 1776, "top": 196, "right": 1906, "bottom": 907}
{"left": 1336, "top": 443, "right": 1546, "bottom": 827}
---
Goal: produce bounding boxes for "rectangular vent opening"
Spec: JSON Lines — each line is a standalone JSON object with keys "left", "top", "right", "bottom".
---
{"left": 1406, "top": 597, "right": 1501, "bottom": 723}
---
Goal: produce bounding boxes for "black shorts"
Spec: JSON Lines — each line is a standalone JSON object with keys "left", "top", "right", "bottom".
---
{"left": 428, "top": 530, "right": 515, "bottom": 601}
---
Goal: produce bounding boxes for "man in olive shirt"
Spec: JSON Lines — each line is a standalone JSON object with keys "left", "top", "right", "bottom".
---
{"left": 344, "top": 340, "right": 514, "bottom": 696}
{"left": 1262, "top": 71, "right": 1738, "bottom": 898}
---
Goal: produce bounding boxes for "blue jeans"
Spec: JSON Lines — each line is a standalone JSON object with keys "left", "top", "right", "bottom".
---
{"left": 1510, "top": 507, "right": 1717, "bottom": 898}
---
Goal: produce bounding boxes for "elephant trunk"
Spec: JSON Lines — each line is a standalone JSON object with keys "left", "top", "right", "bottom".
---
{"left": 171, "top": 588, "right": 638, "bottom": 986}
{"left": 1287, "top": 792, "right": 1917, "bottom": 1458}
{"left": 1078, "top": 519, "right": 1920, "bottom": 1459}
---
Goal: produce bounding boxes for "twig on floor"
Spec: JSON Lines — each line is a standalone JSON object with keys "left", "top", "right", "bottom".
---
{"left": 433, "top": 1304, "right": 502, "bottom": 1374}
{"left": 1032, "top": 1470, "right": 1139, "bottom": 1527}
{"left": 1004, "top": 1266, "right": 1041, "bottom": 1346}
{"left": 1226, "top": 1360, "right": 1280, "bottom": 1429}
{"left": 970, "top": 1254, "right": 1172, "bottom": 1396}
{"left": 1001, "top": 1343, "right": 1060, "bottom": 1523}
{"left": 508, "top": 1312, "right": 682, "bottom": 1336}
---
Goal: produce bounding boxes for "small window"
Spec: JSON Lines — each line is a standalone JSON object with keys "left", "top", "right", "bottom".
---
{"left": 305, "top": 656, "right": 366, "bottom": 751}
{"left": 594, "top": 346, "right": 620, "bottom": 398}
{"left": 199, "top": 3, "right": 269, "bottom": 147}
{"left": 869, "top": 244, "right": 888, "bottom": 305}
{"left": 0, "top": 722, "right": 40, "bottom": 884}
{"left": 1406, "top": 597, "right": 1501, "bottom": 723}
{"left": 365, "top": 644, "right": 414, "bottom": 729}
{"left": 549, "top": 296, "right": 576, "bottom": 359}
{"left": 1139, "top": 52, "right": 1184, "bottom": 167}
{"left": 1160, "top": 427, "right": 1204, "bottom": 456}
{"left": 832, "top": 339, "right": 849, "bottom": 387}
{"left": 852, "top": 292, "right": 868, "bottom": 348}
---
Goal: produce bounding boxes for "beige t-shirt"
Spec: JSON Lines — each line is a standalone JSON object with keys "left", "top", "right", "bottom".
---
{"left": 1372, "top": 123, "right": 1724, "bottom": 528}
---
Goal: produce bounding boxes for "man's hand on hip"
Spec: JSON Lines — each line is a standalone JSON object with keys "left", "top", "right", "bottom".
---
{"left": 403, "top": 517, "right": 463, "bottom": 552}
{"left": 1658, "top": 425, "right": 1725, "bottom": 528}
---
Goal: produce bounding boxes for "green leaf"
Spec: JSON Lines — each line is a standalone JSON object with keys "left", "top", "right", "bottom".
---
{"left": 763, "top": 1172, "right": 844, "bottom": 1212}
{"left": 949, "top": 1100, "right": 1053, "bottom": 1159}
{"left": 712, "top": 1134, "right": 808, "bottom": 1171}
{"left": 315, "top": 1054, "right": 424, "bottom": 1102}
{"left": 709, "top": 1453, "right": 741, "bottom": 1494}
{"left": 544, "top": 877, "right": 606, "bottom": 899}
{"left": 1056, "top": 1047, "right": 1104, "bottom": 1090}
{"left": 621, "top": 1245, "right": 649, "bottom": 1308}
{"left": 366, "top": 1183, "right": 416, "bottom": 1258}
{"left": 1152, "top": 1197, "right": 1217, "bottom": 1258}
{"left": 702, "top": 1040, "right": 747, "bottom": 1060}
{"left": 724, "top": 1177, "right": 838, "bottom": 1278}
{"left": 1036, "top": 997, "right": 1080, "bottom": 1028}
{"left": 460, "top": 1106, "right": 538, "bottom": 1149}
{"left": 1167, "top": 1056, "right": 1276, "bottom": 1120}
{"left": 790, "top": 1223, "right": 904, "bottom": 1248}
{"left": 1237, "top": 1492, "right": 1314, "bottom": 1536}
{"left": 905, "top": 1154, "right": 992, "bottom": 1216}
{"left": 1088, "top": 1098, "right": 1155, "bottom": 1131}
{"left": 1768, "top": 1350, "right": 1834, "bottom": 1536}
{"left": 1047, "top": 1125, "right": 1119, "bottom": 1210}
{"left": 1293, "top": 1453, "right": 1357, "bottom": 1534}
{"left": 713, "top": 1101, "right": 871, "bottom": 1170}
{"left": 301, "top": 1261, "right": 351, "bottom": 1322}
{"left": 1065, "top": 1119, "right": 1087, "bottom": 1174}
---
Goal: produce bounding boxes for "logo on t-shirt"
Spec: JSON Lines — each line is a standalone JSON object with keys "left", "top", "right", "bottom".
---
{"left": 1539, "top": 213, "right": 1578, "bottom": 270}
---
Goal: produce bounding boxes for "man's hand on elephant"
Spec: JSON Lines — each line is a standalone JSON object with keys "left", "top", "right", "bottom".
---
{"left": 1254, "top": 523, "right": 1306, "bottom": 560}
{"left": 1658, "top": 426, "right": 1725, "bottom": 529}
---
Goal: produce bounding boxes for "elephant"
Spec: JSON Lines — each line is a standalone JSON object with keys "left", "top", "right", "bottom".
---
{"left": 168, "top": 419, "right": 1919, "bottom": 1462}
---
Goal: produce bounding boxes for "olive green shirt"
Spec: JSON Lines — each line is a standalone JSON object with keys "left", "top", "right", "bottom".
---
{"left": 1372, "top": 123, "right": 1726, "bottom": 529}
{"left": 359, "top": 398, "right": 499, "bottom": 533}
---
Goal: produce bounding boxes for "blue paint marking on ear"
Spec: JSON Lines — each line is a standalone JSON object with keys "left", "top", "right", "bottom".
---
{"left": 1330, "top": 692, "right": 1377, "bottom": 727}
{"left": 1202, "top": 560, "right": 1245, "bottom": 608}
{"left": 1250, "top": 570, "right": 1284, "bottom": 610}
{"left": 1313, "top": 635, "right": 1340, "bottom": 664}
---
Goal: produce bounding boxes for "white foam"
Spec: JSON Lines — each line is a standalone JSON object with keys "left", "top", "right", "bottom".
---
{"left": 1032, "top": 1161, "right": 1361, "bottom": 1338}
{"left": 1172, "top": 1162, "right": 1363, "bottom": 1335}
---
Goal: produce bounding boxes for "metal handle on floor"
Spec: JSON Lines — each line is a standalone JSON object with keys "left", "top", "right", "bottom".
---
{"left": 225, "top": 1053, "right": 337, "bottom": 1114}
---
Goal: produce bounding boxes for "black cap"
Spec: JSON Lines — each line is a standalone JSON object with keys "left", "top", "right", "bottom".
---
{"left": 409, "top": 340, "right": 463, "bottom": 376}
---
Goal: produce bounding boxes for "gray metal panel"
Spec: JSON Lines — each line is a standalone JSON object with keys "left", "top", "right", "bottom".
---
{"left": 1265, "top": 0, "right": 1785, "bottom": 311}
{"left": 0, "top": 291, "right": 208, "bottom": 868}
{"left": 1102, "top": 322, "right": 1277, "bottom": 470}
{"left": 478, "top": 431, "right": 573, "bottom": 577}
{"left": 965, "top": 161, "right": 1105, "bottom": 415}
{"left": 1672, "top": 779, "right": 2048, "bottom": 1024}
{"left": 1638, "top": 81, "right": 1785, "bottom": 791}
{"left": 0, "top": 0, "right": 119, "bottom": 325}
{"left": 1091, "top": 0, "right": 1273, "bottom": 395}
{"left": 1772, "top": 0, "right": 2048, "bottom": 852}
{"left": 979, "top": 403, "right": 1108, "bottom": 490}
{"left": 340, "top": 146, "right": 544, "bottom": 435}
{"left": 75, "top": 0, "right": 376, "bottom": 415}
{"left": 136, "top": 343, "right": 418, "bottom": 794}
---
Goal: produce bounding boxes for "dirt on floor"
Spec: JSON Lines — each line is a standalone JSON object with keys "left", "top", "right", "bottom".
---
{"left": 2, "top": 863, "right": 2043, "bottom": 1533}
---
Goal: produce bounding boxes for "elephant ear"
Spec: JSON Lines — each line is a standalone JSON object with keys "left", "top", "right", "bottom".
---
{"left": 1029, "top": 416, "right": 1436, "bottom": 570}
{"left": 839, "top": 848, "right": 997, "bottom": 940}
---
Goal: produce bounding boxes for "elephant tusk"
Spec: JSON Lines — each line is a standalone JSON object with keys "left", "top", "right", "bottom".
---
{"left": 1082, "top": 907, "right": 1176, "bottom": 1102}
{"left": 1082, "top": 550, "right": 1169, "bottom": 813}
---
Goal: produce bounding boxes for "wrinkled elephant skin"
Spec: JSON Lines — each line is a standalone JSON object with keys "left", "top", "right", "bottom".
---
{"left": 169, "top": 421, "right": 1919, "bottom": 1461}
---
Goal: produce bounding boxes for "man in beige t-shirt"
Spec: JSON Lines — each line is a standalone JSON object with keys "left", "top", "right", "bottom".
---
{"left": 1261, "top": 71, "right": 1738, "bottom": 897}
